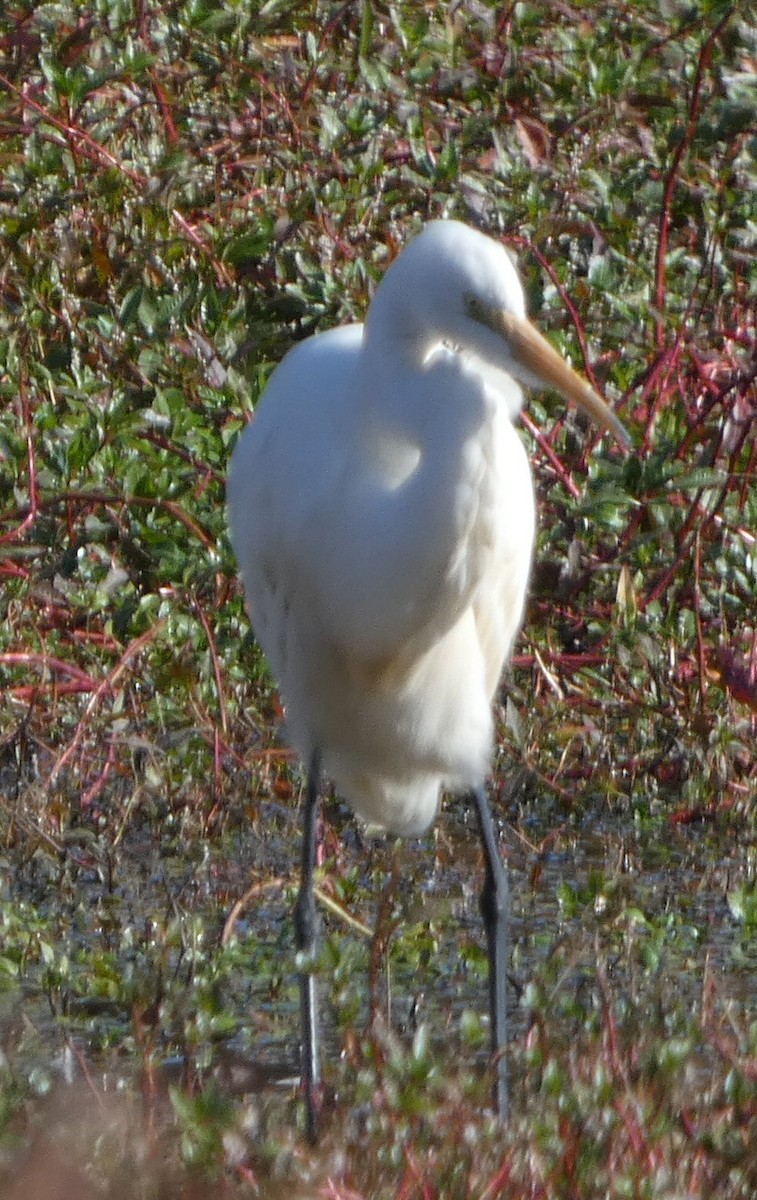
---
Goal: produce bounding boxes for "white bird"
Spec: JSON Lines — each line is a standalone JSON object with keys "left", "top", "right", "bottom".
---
{"left": 227, "top": 219, "right": 629, "bottom": 1140}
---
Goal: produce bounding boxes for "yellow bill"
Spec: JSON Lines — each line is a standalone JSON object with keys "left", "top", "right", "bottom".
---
{"left": 499, "top": 310, "right": 632, "bottom": 450}
{"left": 466, "top": 291, "right": 631, "bottom": 449}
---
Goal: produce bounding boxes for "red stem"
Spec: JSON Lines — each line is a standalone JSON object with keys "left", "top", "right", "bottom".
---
{"left": 49, "top": 622, "right": 164, "bottom": 785}
{"left": 194, "top": 595, "right": 229, "bottom": 738}
{"left": 653, "top": 11, "right": 734, "bottom": 350}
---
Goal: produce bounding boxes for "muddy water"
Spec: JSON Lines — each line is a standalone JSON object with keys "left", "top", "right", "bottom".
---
{"left": 5, "top": 790, "right": 755, "bottom": 1099}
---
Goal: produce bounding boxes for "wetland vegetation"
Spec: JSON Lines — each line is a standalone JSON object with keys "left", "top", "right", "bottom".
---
{"left": 0, "top": 1, "right": 755, "bottom": 1195}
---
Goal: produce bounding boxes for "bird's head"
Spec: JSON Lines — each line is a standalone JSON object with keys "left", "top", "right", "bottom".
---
{"left": 367, "top": 219, "right": 631, "bottom": 449}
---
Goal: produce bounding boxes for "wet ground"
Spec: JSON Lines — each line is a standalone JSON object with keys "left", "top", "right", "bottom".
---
{"left": 3, "top": 778, "right": 754, "bottom": 1114}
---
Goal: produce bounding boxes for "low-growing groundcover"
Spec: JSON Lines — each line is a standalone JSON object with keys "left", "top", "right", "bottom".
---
{"left": 0, "top": 0, "right": 755, "bottom": 1196}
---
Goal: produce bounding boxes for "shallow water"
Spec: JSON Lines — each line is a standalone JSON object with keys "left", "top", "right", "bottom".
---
{"left": 5, "top": 788, "right": 755, "bottom": 1104}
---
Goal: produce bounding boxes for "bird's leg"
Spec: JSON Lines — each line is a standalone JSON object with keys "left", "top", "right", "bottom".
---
{"left": 472, "top": 784, "right": 509, "bottom": 1122}
{"left": 293, "top": 749, "right": 322, "bottom": 1144}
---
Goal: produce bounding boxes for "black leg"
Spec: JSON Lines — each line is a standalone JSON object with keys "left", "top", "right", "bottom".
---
{"left": 293, "top": 750, "right": 322, "bottom": 1144}
{"left": 471, "top": 784, "right": 509, "bottom": 1122}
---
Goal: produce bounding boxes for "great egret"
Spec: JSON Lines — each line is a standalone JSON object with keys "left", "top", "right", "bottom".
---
{"left": 227, "top": 219, "right": 630, "bottom": 1140}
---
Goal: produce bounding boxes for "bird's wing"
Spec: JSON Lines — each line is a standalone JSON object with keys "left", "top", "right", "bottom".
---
{"left": 227, "top": 326, "right": 361, "bottom": 680}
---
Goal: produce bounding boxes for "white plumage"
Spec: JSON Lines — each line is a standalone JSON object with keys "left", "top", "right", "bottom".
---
{"left": 227, "top": 219, "right": 629, "bottom": 1134}
{"left": 228, "top": 220, "right": 626, "bottom": 833}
